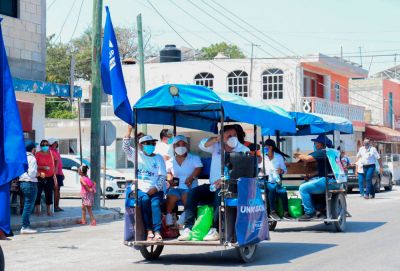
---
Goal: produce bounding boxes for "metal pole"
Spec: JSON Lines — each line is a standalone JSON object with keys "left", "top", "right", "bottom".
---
{"left": 219, "top": 108, "right": 225, "bottom": 244}
{"left": 253, "top": 125, "right": 258, "bottom": 175}
{"left": 137, "top": 14, "right": 147, "bottom": 134}
{"left": 90, "top": 0, "right": 103, "bottom": 210}
{"left": 261, "top": 136, "right": 266, "bottom": 176}
{"left": 134, "top": 109, "right": 139, "bottom": 242}
{"left": 77, "top": 98, "right": 83, "bottom": 164}
{"left": 103, "top": 124, "right": 107, "bottom": 207}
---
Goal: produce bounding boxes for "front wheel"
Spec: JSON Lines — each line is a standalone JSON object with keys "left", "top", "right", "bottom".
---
{"left": 331, "top": 193, "right": 347, "bottom": 232}
{"left": 0, "top": 246, "right": 4, "bottom": 271}
{"left": 236, "top": 244, "right": 258, "bottom": 263}
{"left": 139, "top": 245, "right": 164, "bottom": 260}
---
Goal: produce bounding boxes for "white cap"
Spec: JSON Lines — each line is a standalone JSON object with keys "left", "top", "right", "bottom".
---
{"left": 172, "top": 135, "right": 188, "bottom": 144}
{"left": 138, "top": 135, "right": 158, "bottom": 144}
{"left": 48, "top": 138, "right": 58, "bottom": 145}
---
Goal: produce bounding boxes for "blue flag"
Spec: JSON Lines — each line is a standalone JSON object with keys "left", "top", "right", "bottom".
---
{"left": 101, "top": 6, "right": 133, "bottom": 125}
{"left": 0, "top": 18, "right": 27, "bottom": 185}
{"left": 0, "top": 18, "right": 28, "bottom": 235}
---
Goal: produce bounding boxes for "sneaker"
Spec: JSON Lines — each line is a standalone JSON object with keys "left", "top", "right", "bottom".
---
{"left": 369, "top": 195, "right": 375, "bottom": 199}
{"left": 203, "top": 228, "right": 220, "bottom": 241}
{"left": 269, "top": 211, "right": 281, "bottom": 220}
{"left": 364, "top": 196, "right": 369, "bottom": 200}
{"left": 283, "top": 212, "right": 291, "bottom": 220}
{"left": 54, "top": 207, "right": 64, "bottom": 212}
{"left": 166, "top": 213, "right": 174, "bottom": 226}
{"left": 299, "top": 213, "right": 316, "bottom": 220}
{"left": 178, "top": 228, "right": 191, "bottom": 241}
{"left": 20, "top": 227, "right": 37, "bottom": 234}
{"left": 177, "top": 211, "right": 186, "bottom": 225}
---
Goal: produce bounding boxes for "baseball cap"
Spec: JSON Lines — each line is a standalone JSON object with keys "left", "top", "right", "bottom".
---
{"left": 48, "top": 138, "right": 58, "bottom": 145}
{"left": 138, "top": 135, "right": 158, "bottom": 144}
{"left": 172, "top": 135, "right": 188, "bottom": 144}
{"left": 311, "top": 135, "right": 333, "bottom": 148}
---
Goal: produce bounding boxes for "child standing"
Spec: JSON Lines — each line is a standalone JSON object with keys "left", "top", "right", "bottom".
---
{"left": 78, "top": 166, "right": 96, "bottom": 226}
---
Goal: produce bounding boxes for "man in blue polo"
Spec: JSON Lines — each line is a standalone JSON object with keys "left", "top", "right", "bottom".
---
{"left": 294, "top": 135, "right": 341, "bottom": 220}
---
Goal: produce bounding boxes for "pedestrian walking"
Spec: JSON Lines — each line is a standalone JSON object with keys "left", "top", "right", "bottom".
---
{"left": 78, "top": 165, "right": 96, "bottom": 226}
{"left": 356, "top": 138, "right": 383, "bottom": 199}
{"left": 19, "top": 141, "right": 38, "bottom": 234}
{"left": 48, "top": 138, "right": 64, "bottom": 212}
{"left": 34, "top": 140, "right": 58, "bottom": 216}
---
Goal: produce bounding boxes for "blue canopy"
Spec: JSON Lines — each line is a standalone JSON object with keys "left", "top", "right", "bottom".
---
{"left": 133, "top": 84, "right": 296, "bottom": 134}
{"left": 262, "top": 112, "right": 353, "bottom": 136}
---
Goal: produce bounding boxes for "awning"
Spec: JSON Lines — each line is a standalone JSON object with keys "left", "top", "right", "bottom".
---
{"left": 13, "top": 77, "right": 82, "bottom": 98}
{"left": 365, "top": 125, "right": 400, "bottom": 143}
{"left": 17, "top": 100, "right": 33, "bottom": 132}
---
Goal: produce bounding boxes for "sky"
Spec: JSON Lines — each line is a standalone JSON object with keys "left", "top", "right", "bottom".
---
{"left": 46, "top": 0, "right": 400, "bottom": 74}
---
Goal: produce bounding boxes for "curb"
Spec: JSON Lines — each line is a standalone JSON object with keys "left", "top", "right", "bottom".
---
{"left": 11, "top": 207, "right": 123, "bottom": 232}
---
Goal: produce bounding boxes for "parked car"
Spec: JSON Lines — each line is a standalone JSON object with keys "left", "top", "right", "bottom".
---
{"left": 346, "top": 164, "right": 393, "bottom": 193}
{"left": 382, "top": 154, "right": 400, "bottom": 184}
{"left": 60, "top": 155, "right": 127, "bottom": 199}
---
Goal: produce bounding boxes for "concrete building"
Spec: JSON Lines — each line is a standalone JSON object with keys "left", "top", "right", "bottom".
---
{"left": 1, "top": 0, "right": 81, "bottom": 142}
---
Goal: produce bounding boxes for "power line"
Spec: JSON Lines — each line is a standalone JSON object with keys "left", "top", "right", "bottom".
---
{"left": 47, "top": 0, "right": 57, "bottom": 10}
{"left": 69, "top": 0, "right": 84, "bottom": 42}
{"left": 54, "top": 0, "right": 78, "bottom": 43}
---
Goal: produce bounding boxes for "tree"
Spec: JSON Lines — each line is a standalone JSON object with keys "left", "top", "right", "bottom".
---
{"left": 46, "top": 35, "right": 71, "bottom": 83}
{"left": 199, "top": 42, "right": 246, "bottom": 60}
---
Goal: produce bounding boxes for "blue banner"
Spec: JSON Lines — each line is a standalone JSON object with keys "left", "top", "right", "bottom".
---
{"left": 326, "top": 148, "right": 347, "bottom": 183}
{"left": 235, "top": 178, "right": 269, "bottom": 246}
{"left": 101, "top": 6, "right": 133, "bottom": 125}
{"left": 13, "top": 77, "right": 82, "bottom": 98}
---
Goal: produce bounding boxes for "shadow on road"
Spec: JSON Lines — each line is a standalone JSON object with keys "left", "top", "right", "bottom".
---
{"left": 273, "top": 221, "right": 386, "bottom": 233}
{"left": 345, "top": 221, "right": 386, "bottom": 233}
{"left": 133, "top": 242, "right": 336, "bottom": 266}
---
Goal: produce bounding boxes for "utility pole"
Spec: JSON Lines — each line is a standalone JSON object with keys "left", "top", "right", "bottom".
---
{"left": 90, "top": 0, "right": 103, "bottom": 210}
{"left": 249, "top": 43, "right": 259, "bottom": 99}
{"left": 358, "top": 46, "right": 363, "bottom": 67}
{"left": 340, "top": 46, "right": 343, "bottom": 60}
{"left": 137, "top": 14, "right": 147, "bottom": 134}
{"left": 69, "top": 56, "right": 75, "bottom": 110}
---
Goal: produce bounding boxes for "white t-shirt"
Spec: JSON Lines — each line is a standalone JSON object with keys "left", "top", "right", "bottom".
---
{"left": 166, "top": 153, "right": 203, "bottom": 190}
{"left": 123, "top": 138, "right": 166, "bottom": 193}
{"left": 263, "top": 152, "right": 287, "bottom": 181}
{"left": 155, "top": 141, "right": 173, "bottom": 160}
{"left": 357, "top": 146, "right": 380, "bottom": 166}
{"left": 199, "top": 138, "right": 250, "bottom": 184}
{"left": 356, "top": 160, "right": 364, "bottom": 174}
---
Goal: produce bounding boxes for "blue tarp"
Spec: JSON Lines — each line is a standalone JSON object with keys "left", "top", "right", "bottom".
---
{"left": 13, "top": 77, "right": 82, "bottom": 98}
{"left": 133, "top": 84, "right": 296, "bottom": 133}
{"left": 262, "top": 112, "right": 353, "bottom": 136}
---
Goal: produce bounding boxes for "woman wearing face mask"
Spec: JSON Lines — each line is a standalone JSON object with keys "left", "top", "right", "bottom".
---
{"left": 123, "top": 126, "right": 167, "bottom": 241}
{"left": 165, "top": 135, "right": 203, "bottom": 226}
{"left": 263, "top": 139, "right": 290, "bottom": 220}
{"left": 34, "top": 140, "right": 58, "bottom": 216}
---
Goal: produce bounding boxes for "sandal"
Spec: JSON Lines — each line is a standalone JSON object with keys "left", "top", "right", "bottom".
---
{"left": 91, "top": 220, "right": 97, "bottom": 226}
{"left": 78, "top": 220, "right": 87, "bottom": 225}
{"left": 146, "top": 233, "right": 155, "bottom": 241}
{"left": 153, "top": 232, "right": 163, "bottom": 241}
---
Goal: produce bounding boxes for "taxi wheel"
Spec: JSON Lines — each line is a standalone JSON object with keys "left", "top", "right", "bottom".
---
{"left": 0, "top": 246, "right": 4, "bottom": 271}
{"left": 331, "top": 193, "right": 346, "bottom": 232}
{"left": 236, "top": 244, "right": 258, "bottom": 263}
{"left": 269, "top": 221, "right": 277, "bottom": 231}
{"left": 139, "top": 245, "right": 164, "bottom": 260}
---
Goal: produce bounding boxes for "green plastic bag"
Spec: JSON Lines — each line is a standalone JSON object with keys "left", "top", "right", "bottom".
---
{"left": 288, "top": 196, "right": 303, "bottom": 218}
{"left": 190, "top": 205, "right": 214, "bottom": 241}
{"left": 275, "top": 198, "right": 284, "bottom": 218}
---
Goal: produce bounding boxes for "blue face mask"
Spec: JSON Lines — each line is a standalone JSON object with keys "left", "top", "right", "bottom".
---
{"left": 167, "top": 137, "right": 173, "bottom": 144}
{"left": 41, "top": 146, "right": 49, "bottom": 152}
{"left": 143, "top": 145, "right": 155, "bottom": 155}
{"left": 263, "top": 147, "right": 269, "bottom": 155}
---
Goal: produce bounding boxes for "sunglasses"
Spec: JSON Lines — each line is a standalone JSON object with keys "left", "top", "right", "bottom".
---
{"left": 41, "top": 144, "right": 49, "bottom": 147}
{"left": 142, "top": 142, "right": 156, "bottom": 146}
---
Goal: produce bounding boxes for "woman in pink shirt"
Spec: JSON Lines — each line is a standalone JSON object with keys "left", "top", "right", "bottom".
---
{"left": 34, "top": 140, "right": 58, "bottom": 216}
{"left": 78, "top": 165, "right": 96, "bottom": 226}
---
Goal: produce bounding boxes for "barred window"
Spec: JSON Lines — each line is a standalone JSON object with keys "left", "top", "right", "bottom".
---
{"left": 262, "top": 69, "right": 283, "bottom": 100}
{"left": 227, "top": 70, "right": 248, "bottom": 97}
{"left": 194, "top": 72, "right": 214, "bottom": 89}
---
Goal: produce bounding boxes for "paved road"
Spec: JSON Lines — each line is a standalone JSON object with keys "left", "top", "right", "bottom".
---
{"left": 2, "top": 189, "right": 400, "bottom": 271}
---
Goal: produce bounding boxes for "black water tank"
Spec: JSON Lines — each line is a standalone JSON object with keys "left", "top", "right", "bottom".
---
{"left": 160, "top": 45, "right": 181, "bottom": 63}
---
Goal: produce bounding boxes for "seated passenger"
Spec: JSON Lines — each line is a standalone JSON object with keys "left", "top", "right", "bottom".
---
{"left": 179, "top": 125, "right": 250, "bottom": 241}
{"left": 263, "top": 139, "right": 290, "bottom": 220}
{"left": 123, "top": 126, "right": 166, "bottom": 241}
{"left": 165, "top": 135, "right": 203, "bottom": 226}
{"left": 294, "top": 135, "right": 341, "bottom": 220}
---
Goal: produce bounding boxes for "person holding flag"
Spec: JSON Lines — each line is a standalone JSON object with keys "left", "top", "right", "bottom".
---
{"left": 0, "top": 18, "right": 28, "bottom": 239}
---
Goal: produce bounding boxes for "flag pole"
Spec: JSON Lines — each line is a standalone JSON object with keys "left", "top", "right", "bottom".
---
{"left": 137, "top": 14, "right": 147, "bottom": 134}
{"left": 90, "top": 0, "right": 103, "bottom": 210}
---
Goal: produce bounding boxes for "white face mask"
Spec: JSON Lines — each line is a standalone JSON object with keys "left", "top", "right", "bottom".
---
{"left": 226, "top": 136, "right": 238, "bottom": 148}
{"left": 175, "top": 146, "right": 187, "bottom": 156}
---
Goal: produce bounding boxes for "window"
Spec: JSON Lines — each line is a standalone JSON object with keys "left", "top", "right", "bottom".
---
{"left": 194, "top": 72, "right": 214, "bottom": 89}
{"left": 227, "top": 70, "right": 248, "bottom": 97}
{"left": 334, "top": 82, "right": 340, "bottom": 102}
{"left": 0, "top": 0, "right": 18, "bottom": 18}
{"left": 61, "top": 158, "right": 80, "bottom": 170}
{"left": 262, "top": 69, "right": 283, "bottom": 100}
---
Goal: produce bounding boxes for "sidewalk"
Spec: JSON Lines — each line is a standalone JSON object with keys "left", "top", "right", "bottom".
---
{"left": 10, "top": 205, "right": 122, "bottom": 232}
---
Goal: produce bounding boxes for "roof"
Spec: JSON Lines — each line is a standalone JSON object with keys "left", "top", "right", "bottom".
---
{"left": 365, "top": 125, "right": 400, "bottom": 143}
{"left": 133, "top": 84, "right": 296, "bottom": 134}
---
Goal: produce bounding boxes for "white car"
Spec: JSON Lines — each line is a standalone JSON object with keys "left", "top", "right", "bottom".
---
{"left": 60, "top": 155, "right": 127, "bottom": 199}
